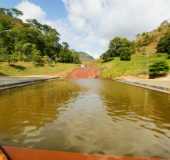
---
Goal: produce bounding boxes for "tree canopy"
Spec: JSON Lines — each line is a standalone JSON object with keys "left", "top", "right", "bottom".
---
{"left": 157, "top": 32, "right": 170, "bottom": 56}
{"left": 101, "top": 37, "right": 135, "bottom": 62}
{"left": 0, "top": 7, "right": 80, "bottom": 65}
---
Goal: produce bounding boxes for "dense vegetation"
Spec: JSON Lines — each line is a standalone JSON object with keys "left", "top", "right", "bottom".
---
{"left": 157, "top": 32, "right": 170, "bottom": 58}
{"left": 0, "top": 8, "right": 80, "bottom": 66}
{"left": 101, "top": 37, "right": 135, "bottom": 62}
{"left": 100, "top": 20, "right": 170, "bottom": 78}
{"left": 149, "top": 60, "right": 169, "bottom": 78}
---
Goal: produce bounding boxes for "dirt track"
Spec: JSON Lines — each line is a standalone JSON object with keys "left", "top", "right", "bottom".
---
{"left": 67, "top": 67, "right": 99, "bottom": 79}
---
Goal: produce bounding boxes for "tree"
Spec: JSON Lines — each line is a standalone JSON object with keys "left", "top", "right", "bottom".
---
{"left": 149, "top": 60, "right": 169, "bottom": 78}
{"left": 8, "top": 51, "right": 19, "bottom": 65}
{"left": 120, "top": 47, "right": 132, "bottom": 61}
{"left": 32, "top": 49, "right": 44, "bottom": 66}
{"left": 157, "top": 32, "right": 170, "bottom": 55}
{"left": 0, "top": 8, "right": 23, "bottom": 17}
{"left": 101, "top": 37, "right": 135, "bottom": 61}
{"left": 62, "top": 42, "right": 69, "bottom": 51}
{"left": 11, "top": 8, "right": 23, "bottom": 17}
{"left": 101, "top": 51, "right": 114, "bottom": 62}
{"left": 0, "top": 7, "right": 81, "bottom": 65}
{"left": 72, "top": 52, "right": 81, "bottom": 64}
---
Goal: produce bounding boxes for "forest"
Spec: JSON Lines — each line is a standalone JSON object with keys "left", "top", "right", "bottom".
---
{"left": 0, "top": 8, "right": 80, "bottom": 66}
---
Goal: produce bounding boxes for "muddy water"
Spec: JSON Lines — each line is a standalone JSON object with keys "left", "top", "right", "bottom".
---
{"left": 0, "top": 79, "right": 170, "bottom": 158}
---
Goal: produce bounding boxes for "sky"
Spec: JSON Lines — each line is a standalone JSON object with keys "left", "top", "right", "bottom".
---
{"left": 1, "top": 0, "right": 170, "bottom": 58}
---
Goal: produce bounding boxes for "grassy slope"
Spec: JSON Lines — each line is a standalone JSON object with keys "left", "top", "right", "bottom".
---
{"left": 98, "top": 22, "right": 170, "bottom": 79}
{"left": 0, "top": 62, "right": 79, "bottom": 76}
{"left": 98, "top": 54, "right": 170, "bottom": 79}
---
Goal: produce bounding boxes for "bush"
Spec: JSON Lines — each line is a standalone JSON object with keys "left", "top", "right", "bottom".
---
{"left": 32, "top": 49, "right": 44, "bottom": 66}
{"left": 120, "top": 47, "right": 132, "bottom": 61}
{"left": 149, "top": 60, "right": 169, "bottom": 78}
{"left": 168, "top": 54, "right": 170, "bottom": 59}
{"left": 157, "top": 32, "right": 170, "bottom": 56}
{"left": 8, "top": 52, "right": 19, "bottom": 65}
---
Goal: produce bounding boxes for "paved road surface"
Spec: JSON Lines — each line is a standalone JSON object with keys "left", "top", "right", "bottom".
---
{"left": 0, "top": 76, "right": 56, "bottom": 90}
{"left": 118, "top": 76, "right": 170, "bottom": 93}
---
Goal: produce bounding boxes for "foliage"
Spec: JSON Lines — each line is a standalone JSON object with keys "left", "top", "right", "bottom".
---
{"left": 149, "top": 60, "right": 169, "bottom": 78}
{"left": 8, "top": 51, "right": 19, "bottom": 65}
{"left": 0, "top": 7, "right": 80, "bottom": 65}
{"left": 101, "top": 37, "right": 135, "bottom": 62}
{"left": 157, "top": 32, "right": 170, "bottom": 55}
{"left": 32, "top": 49, "right": 44, "bottom": 66}
{"left": 99, "top": 54, "right": 170, "bottom": 79}
{"left": 120, "top": 47, "right": 132, "bottom": 61}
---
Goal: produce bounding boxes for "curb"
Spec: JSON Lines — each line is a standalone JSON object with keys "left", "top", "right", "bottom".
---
{"left": 0, "top": 77, "right": 59, "bottom": 91}
{"left": 118, "top": 79, "right": 170, "bottom": 94}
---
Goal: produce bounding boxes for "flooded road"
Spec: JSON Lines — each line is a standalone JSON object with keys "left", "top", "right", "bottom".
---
{"left": 0, "top": 79, "right": 170, "bottom": 158}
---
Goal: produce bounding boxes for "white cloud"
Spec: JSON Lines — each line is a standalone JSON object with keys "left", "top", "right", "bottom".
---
{"left": 16, "top": 0, "right": 170, "bottom": 58}
{"left": 63, "top": 0, "right": 170, "bottom": 57}
{"left": 16, "top": 0, "right": 46, "bottom": 21}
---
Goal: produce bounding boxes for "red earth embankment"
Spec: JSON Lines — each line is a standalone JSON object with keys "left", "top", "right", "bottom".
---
{"left": 67, "top": 67, "right": 100, "bottom": 79}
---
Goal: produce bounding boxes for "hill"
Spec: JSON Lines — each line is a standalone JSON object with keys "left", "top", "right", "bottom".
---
{"left": 78, "top": 52, "right": 94, "bottom": 62}
{"left": 135, "top": 20, "right": 170, "bottom": 55}
{"left": 98, "top": 20, "right": 170, "bottom": 79}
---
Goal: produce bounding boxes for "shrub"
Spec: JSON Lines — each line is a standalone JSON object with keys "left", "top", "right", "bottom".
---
{"left": 8, "top": 52, "right": 19, "bottom": 65}
{"left": 149, "top": 60, "right": 169, "bottom": 78}
{"left": 168, "top": 54, "right": 170, "bottom": 59}
{"left": 157, "top": 32, "right": 170, "bottom": 56}
{"left": 32, "top": 49, "right": 44, "bottom": 66}
{"left": 120, "top": 47, "right": 132, "bottom": 61}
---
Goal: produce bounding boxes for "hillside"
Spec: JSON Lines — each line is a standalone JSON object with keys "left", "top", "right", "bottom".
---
{"left": 98, "top": 54, "right": 170, "bottom": 79}
{"left": 98, "top": 20, "right": 170, "bottom": 79}
{"left": 135, "top": 20, "right": 170, "bottom": 55}
{"left": 79, "top": 52, "right": 94, "bottom": 62}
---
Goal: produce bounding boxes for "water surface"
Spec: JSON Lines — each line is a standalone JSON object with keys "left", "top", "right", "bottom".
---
{"left": 0, "top": 79, "right": 170, "bottom": 158}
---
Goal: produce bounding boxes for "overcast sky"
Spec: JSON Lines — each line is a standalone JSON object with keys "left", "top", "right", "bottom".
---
{"left": 1, "top": 0, "right": 170, "bottom": 57}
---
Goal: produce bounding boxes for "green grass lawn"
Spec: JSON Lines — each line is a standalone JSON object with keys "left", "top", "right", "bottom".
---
{"left": 98, "top": 54, "right": 170, "bottom": 79}
{"left": 0, "top": 62, "right": 79, "bottom": 76}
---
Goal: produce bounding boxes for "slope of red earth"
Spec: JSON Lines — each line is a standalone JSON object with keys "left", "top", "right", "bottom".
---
{"left": 67, "top": 67, "right": 100, "bottom": 79}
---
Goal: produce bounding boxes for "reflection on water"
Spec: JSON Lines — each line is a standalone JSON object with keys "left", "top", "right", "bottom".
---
{"left": 0, "top": 80, "right": 81, "bottom": 147}
{"left": 0, "top": 79, "right": 170, "bottom": 158}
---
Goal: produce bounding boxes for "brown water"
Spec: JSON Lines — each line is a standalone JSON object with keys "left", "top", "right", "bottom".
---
{"left": 0, "top": 79, "right": 170, "bottom": 158}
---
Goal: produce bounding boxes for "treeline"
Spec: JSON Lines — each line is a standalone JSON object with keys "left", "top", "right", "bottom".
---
{"left": 0, "top": 8, "right": 80, "bottom": 66}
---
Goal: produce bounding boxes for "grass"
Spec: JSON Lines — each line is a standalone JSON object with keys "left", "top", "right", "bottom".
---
{"left": 0, "top": 62, "right": 79, "bottom": 76}
{"left": 98, "top": 54, "right": 170, "bottom": 79}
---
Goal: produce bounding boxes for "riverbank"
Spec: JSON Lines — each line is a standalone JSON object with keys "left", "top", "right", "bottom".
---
{"left": 98, "top": 54, "right": 170, "bottom": 79}
{"left": 117, "top": 75, "right": 170, "bottom": 94}
{"left": 0, "top": 62, "right": 78, "bottom": 76}
{"left": 0, "top": 62, "right": 79, "bottom": 90}
{"left": 95, "top": 54, "right": 170, "bottom": 94}
{"left": 0, "top": 76, "right": 59, "bottom": 91}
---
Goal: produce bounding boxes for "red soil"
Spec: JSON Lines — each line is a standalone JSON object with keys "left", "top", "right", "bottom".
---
{"left": 67, "top": 67, "right": 99, "bottom": 79}
{"left": 3, "top": 146, "right": 161, "bottom": 160}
